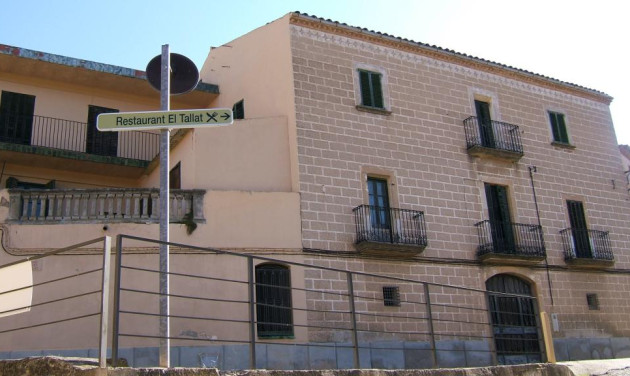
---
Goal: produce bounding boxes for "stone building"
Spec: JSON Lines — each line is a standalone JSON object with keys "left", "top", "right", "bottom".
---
{"left": 1, "top": 12, "right": 629, "bottom": 368}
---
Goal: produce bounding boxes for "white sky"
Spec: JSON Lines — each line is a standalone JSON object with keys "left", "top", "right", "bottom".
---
{"left": 1, "top": 0, "right": 627, "bottom": 145}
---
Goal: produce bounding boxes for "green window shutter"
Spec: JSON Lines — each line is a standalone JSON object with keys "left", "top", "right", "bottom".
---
{"left": 549, "top": 112, "right": 568, "bottom": 143}
{"left": 557, "top": 114, "right": 568, "bottom": 143}
{"left": 549, "top": 112, "right": 560, "bottom": 141}
{"left": 359, "top": 70, "right": 372, "bottom": 107}
{"left": 371, "top": 73, "right": 384, "bottom": 109}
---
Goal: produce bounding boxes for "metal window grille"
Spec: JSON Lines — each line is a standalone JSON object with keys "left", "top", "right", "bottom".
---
{"left": 586, "top": 293, "right": 600, "bottom": 310}
{"left": 255, "top": 264, "right": 294, "bottom": 337}
{"left": 383, "top": 286, "right": 400, "bottom": 307}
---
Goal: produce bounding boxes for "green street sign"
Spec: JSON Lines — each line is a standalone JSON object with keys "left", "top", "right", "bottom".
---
{"left": 96, "top": 108, "right": 233, "bottom": 131}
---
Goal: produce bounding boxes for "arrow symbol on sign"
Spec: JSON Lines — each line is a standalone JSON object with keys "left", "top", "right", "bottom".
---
{"left": 206, "top": 112, "right": 218, "bottom": 122}
{"left": 221, "top": 112, "right": 231, "bottom": 121}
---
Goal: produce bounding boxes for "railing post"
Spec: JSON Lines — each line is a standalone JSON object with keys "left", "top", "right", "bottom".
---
{"left": 98, "top": 236, "right": 112, "bottom": 368}
{"left": 387, "top": 208, "right": 394, "bottom": 244}
{"left": 111, "top": 235, "right": 124, "bottom": 367}
{"left": 248, "top": 256, "right": 257, "bottom": 369}
{"left": 484, "top": 291, "right": 498, "bottom": 365}
{"left": 423, "top": 283, "right": 438, "bottom": 368}
{"left": 346, "top": 271, "right": 360, "bottom": 368}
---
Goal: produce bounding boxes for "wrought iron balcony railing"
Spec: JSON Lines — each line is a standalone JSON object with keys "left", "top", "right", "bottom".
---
{"left": 559, "top": 228, "right": 613, "bottom": 261}
{"left": 353, "top": 204, "right": 427, "bottom": 248}
{"left": 475, "top": 220, "right": 545, "bottom": 258}
{"left": 0, "top": 113, "right": 159, "bottom": 161}
{"left": 8, "top": 188, "right": 205, "bottom": 224}
{"left": 463, "top": 116, "right": 523, "bottom": 156}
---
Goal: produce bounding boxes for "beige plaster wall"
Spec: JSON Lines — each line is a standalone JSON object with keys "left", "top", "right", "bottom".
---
{"left": 142, "top": 117, "right": 293, "bottom": 192}
{"left": 0, "top": 189, "right": 301, "bottom": 260}
{"left": 200, "top": 13, "right": 300, "bottom": 192}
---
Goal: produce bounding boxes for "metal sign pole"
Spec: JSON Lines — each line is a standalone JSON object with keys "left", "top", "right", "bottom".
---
{"left": 159, "top": 44, "right": 171, "bottom": 368}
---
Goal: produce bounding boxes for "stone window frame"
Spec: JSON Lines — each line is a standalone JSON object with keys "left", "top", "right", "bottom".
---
{"left": 353, "top": 63, "right": 392, "bottom": 115}
{"left": 547, "top": 109, "right": 575, "bottom": 148}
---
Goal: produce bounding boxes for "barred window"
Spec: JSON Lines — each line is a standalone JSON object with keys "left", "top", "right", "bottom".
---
{"left": 255, "top": 264, "right": 294, "bottom": 338}
{"left": 383, "top": 286, "right": 400, "bottom": 307}
{"left": 586, "top": 293, "right": 600, "bottom": 310}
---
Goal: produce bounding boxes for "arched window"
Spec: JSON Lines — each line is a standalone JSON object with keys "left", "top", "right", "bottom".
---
{"left": 255, "top": 264, "right": 293, "bottom": 338}
{"left": 486, "top": 274, "right": 542, "bottom": 364}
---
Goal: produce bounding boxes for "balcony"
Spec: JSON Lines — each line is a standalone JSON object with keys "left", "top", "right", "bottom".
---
{"left": 463, "top": 117, "right": 523, "bottom": 162}
{"left": 0, "top": 113, "right": 159, "bottom": 176}
{"left": 353, "top": 205, "right": 427, "bottom": 256}
{"left": 560, "top": 228, "right": 614, "bottom": 268}
{"left": 475, "top": 220, "right": 545, "bottom": 264}
{"left": 7, "top": 188, "right": 204, "bottom": 224}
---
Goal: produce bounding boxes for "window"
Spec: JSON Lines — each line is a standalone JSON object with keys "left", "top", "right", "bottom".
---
{"left": 383, "top": 286, "right": 400, "bottom": 307}
{"left": 255, "top": 264, "right": 293, "bottom": 338}
{"left": 586, "top": 293, "right": 600, "bottom": 310}
{"left": 549, "top": 111, "right": 569, "bottom": 144}
{"left": 170, "top": 162, "right": 181, "bottom": 189}
{"left": 232, "top": 99, "right": 244, "bottom": 120}
{"left": 86, "top": 105, "right": 119, "bottom": 157}
{"left": 0, "top": 90, "right": 35, "bottom": 145}
{"left": 359, "top": 70, "right": 384, "bottom": 109}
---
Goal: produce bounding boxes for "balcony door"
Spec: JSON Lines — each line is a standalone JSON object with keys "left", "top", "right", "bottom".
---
{"left": 367, "top": 177, "right": 391, "bottom": 241}
{"left": 475, "top": 100, "right": 495, "bottom": 148}
{"left": 86, "top": 105, "right": 118, "bottom": 157}
{"left": 567, "top": 200, "right": 591, "bottom": 258}
{"left": 0, "top": 91, "right": 35, "bottom": 145}
{"left": 485, "top": 184, "right": 515, "bottom": 253}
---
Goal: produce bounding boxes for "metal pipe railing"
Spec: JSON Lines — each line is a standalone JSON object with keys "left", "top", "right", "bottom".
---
{"left": 0, "top": 236, "right": 111, "bottom": 368}
{"left": 107, "top": 234, "right": 547, "bottom": 369}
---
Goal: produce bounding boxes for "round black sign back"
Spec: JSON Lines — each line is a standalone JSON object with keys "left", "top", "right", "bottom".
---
{"left": 146, "top": 53, "right": 199, "bottom": 95}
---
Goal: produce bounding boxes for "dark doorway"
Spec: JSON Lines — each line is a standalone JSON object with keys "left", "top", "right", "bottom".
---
{"left": 567, "top": 200, "right": 591, "bottom": 258}
{"left": 487, "top": 274, "right": 542, "bottom": 364}
{"left": 367, "top": 177, "right": 391, "bottom": 241}
{"left": 255, "top": 264, "right": 293, "bottom": 338}
{"left": 170, "top": 162, "right": 181, "bottom": 190}
{"left": 86, "top": 105, "right": 118, "bottom": 157}
{"left": 485, "top": 184, "right": 515, "bottom": 253}
{"left": 0, "top": 91, "right": 35, "bottom": 145}
{"left": 475, "top": 100, "right": 495, "bottom": 148}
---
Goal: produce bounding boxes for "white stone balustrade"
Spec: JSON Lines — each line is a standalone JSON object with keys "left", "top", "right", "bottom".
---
{"left": 8, "top": 188, "right": 205, "bottom": 223}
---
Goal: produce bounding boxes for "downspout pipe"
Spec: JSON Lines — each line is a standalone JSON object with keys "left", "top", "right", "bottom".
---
{"left": 529, "top": 166, "right": 554, "bottom": 306}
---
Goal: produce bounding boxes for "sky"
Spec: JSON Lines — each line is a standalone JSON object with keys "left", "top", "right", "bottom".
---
{"left": 1, "top": 0, "right": 628, "bottom": 145}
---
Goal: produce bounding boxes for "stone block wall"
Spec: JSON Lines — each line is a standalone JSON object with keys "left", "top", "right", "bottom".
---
{"left": 289, "top": 21, "right": 630, "bottom": 346}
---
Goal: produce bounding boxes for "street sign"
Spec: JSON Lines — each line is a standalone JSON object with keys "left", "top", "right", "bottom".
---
{"left": 96, "top": 108, "right": 233, "bottom": 131}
